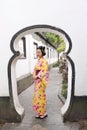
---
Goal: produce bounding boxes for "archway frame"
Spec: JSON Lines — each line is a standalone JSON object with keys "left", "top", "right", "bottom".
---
{"left": 8, "top": 25, "right": 75, "bottom": 122}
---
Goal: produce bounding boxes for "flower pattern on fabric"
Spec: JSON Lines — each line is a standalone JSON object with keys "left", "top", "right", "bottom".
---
{"left": 32, "top": 58, "right": 49, "bottom": 116}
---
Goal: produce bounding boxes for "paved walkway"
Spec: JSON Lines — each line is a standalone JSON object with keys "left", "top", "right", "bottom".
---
{"left": 1, "top": 68, "right": 80, "bottom": 130}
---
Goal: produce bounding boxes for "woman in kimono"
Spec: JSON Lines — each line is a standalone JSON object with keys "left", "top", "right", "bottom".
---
{"left": 32, "top": 46, "right": 49, "bottom": 119}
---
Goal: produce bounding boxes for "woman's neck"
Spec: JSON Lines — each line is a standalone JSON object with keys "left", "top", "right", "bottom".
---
{"left": 38, "top": 56, "right": 43, "bottom": 60}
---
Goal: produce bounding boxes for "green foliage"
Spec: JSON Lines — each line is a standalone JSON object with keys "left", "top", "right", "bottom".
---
{"left": 53, "top": 60, "right": 60, "bottom": 67}
{"left": 46, "top": 32, "right": 66, "bottom": 53}
{"left": 61, "top": 80, "right": 67, "bottom": 99}
{"left": 57, "top": 42, "right": 66, "bottom": 53}
{"left": 46, "top": 32, "right": 60, "bottom": 47}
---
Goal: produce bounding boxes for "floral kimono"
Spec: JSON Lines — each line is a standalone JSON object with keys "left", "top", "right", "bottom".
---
{"left": 32, "top": 57, "right": 49, "bottom": 116}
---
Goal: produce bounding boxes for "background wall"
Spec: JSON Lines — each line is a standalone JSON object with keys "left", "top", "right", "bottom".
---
{"left": 0, "top": 0, "right": 87, "bottom": 96}
{"left": 16, "top": 34, "right": 58, "bottom": 79}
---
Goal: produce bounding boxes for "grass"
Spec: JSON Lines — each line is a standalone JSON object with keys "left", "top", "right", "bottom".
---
{"left": 61, "top": 80, "right": 67, "bottom": 99}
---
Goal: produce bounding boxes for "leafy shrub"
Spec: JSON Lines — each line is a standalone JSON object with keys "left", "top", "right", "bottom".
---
{"left": 53, "top": 61, "right": 60, "bottom": 67}
{"left": 61, "top": 80, "right": 68, "bottom": 99}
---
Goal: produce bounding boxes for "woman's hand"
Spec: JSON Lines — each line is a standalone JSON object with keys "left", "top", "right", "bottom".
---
{"left": 33, "top": 73, "right": 35, "bottom": 79}
{"left": 34, "top": 75, "right": 40, "bottom": 80}
{"left": 33, "top": 75, "right": 36, "bottom": 79}
{"left": 33, "top": 75, "right": 38, "bottom": 80}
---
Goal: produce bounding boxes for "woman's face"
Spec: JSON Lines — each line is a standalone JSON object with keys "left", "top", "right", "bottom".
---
{"left": 36, "top": 49, "right": 43, "bottom": 58}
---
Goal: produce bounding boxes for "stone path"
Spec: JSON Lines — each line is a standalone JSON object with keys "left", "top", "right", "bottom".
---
{"left": 1, "top": 67, "right": 80, "bottom": 130}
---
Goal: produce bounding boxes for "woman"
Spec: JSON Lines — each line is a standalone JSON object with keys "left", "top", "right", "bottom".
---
{"left": 32, "top": 46, "right": 49, "bottom": 119}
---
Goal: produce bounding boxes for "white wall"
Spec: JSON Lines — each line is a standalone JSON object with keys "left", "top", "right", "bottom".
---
{"left": 16, "top": 36, "right": 31, "bottom": 79}
{"left": 0, "top": 0, "right": 87, "bottom": 97}
{"left": 16, "top": 34, "right": 58, "bottom": 78}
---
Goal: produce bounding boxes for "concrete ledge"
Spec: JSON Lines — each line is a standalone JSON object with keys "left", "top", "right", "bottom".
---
{"left": 63, "top": 96, "right": 87, "bottom": 122}
{"left": 58, "top": 90, "right": 65, "bottom": 104}
{"left": 57, "top": 72, "right": 65, "bottom": 104}
{"left": 17, "top": 74, "right": 34, "bottom": 94}
{"left": 0, "top": 97, "right": 24, "bottom": 123}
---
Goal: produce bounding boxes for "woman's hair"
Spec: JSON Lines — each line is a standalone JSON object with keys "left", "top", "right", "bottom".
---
{"left": 37, "top": 46, "right": 46, "bottom": 56}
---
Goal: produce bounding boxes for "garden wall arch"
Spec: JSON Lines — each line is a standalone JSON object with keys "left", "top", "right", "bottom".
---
{"left": 7, "top": 25, "right": 75, "bottom": 122}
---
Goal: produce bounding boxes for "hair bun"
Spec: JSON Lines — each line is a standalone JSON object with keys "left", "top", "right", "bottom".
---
{"left": 42, "top": 46, "right": 45, "bottom": 50}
